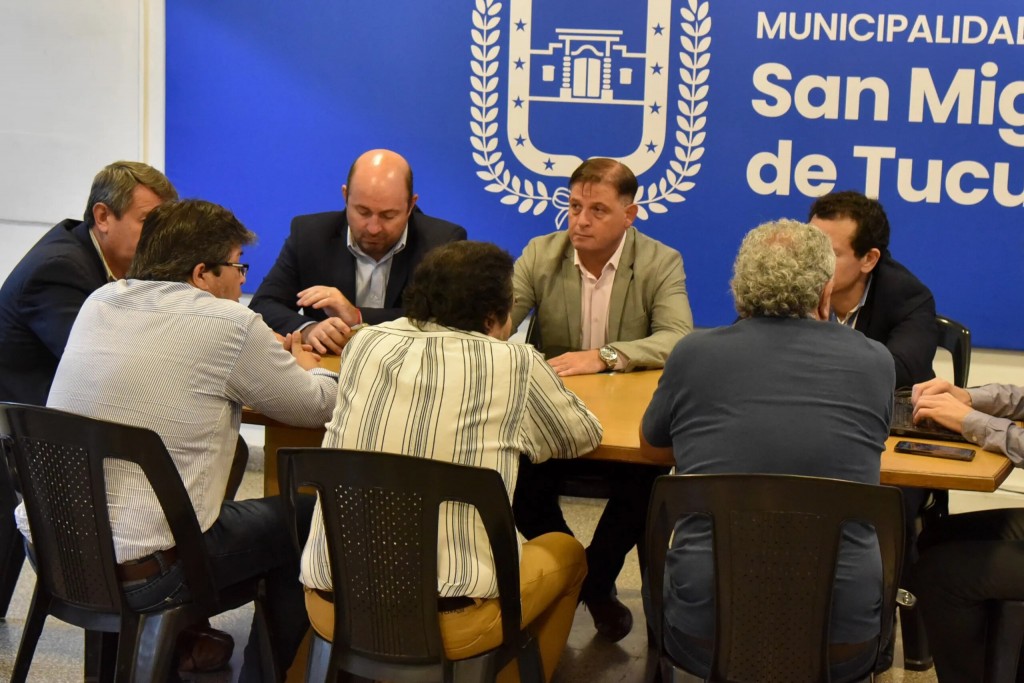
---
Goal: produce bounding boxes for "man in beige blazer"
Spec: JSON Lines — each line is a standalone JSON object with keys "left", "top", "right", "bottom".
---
{"left": 510, "top": 158, "right": 692, "bottom": 641}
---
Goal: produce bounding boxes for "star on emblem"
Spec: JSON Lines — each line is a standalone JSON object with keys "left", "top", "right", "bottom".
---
{"left": 512, "top": 96, "right": 524, "bottom": 109}
{"left": 651, "top": 63, "right": 663, "bottom": 75}
{"left": 514, "top": 135, "right": 526, "bottom": 147}
{"left": 646, "top": 141, "right": 658, "bottom": 153}
{"left": 515, "top": 19, "right": 527, "bottom": 31}
{"left": 653, "top": 23, "right": 665, "bottom": 36}
{"left": 514, "top": 58, "right": 525, "bottom": 70}
{"left": 543, "top": 158, "right": 555, "bottom": 170}
{"left": 649, "top": 102, "right": 662, "bottom": 115}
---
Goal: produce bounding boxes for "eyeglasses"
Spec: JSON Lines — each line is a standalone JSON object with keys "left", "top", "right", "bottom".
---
{"left": 209, "top": 262, "right": 249, "bottom": 277}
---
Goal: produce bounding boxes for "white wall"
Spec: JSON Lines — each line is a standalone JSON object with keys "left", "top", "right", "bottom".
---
{"left": 0, "top": 0, "right": 164, "bottom": 277}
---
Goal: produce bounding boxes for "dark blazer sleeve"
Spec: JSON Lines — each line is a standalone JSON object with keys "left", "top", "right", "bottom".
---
{"left": 249, "top": 213, "right": 349, "bottom": 334}
{"left": 0, "top": 220, "right": 107, "bottom": 405}
{"left": 857, "top": 257, "right": 937, "bottom": 389}
{"left": 21, "top": 252, "right": 105, "bottom": 358}
{"left": 249, "top": 228, "right": 312, "bottom": 334}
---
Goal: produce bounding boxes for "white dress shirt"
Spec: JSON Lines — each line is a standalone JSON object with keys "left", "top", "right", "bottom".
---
{"left": 347, "top": 226, "right": 408, "bottom": 308}
{"left": 16, "top": 279, "right": 338, "bottom": 562}
{"left": 575, "top": 234, "right": 627, "bottom": 351}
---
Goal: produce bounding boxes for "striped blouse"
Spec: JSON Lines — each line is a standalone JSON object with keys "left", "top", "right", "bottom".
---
{"left": 299, "top": 318, "right": 603, "bottom": 598}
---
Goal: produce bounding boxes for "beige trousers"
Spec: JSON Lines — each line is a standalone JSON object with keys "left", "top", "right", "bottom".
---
{"left": 305, "top": 532, "right": 587, "bottom": 683}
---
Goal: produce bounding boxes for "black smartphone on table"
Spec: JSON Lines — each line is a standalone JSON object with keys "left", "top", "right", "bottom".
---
{"left": 893, "top": 440, "right": 976, "bottom": 461}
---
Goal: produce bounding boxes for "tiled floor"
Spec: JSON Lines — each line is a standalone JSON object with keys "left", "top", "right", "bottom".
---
{"left": 0, "top": 446, "right": 940, "bottom": 682}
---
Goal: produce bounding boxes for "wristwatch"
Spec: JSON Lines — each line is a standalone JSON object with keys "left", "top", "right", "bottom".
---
{"left": 598, "top": 345, "right": 619, "bottom": 372}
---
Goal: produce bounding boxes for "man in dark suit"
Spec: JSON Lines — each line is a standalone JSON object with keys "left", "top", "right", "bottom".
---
{"left": 249, "top": 149, "right": 466, "bottom": 353}
{"left": 808, "top": 190, "right": 936, "bottom": 389}
{"left": 0, "top": 162, "right": 231, "bottom": 669}
{"left": 0, "top": 161, "right": 176, "bottom": 406}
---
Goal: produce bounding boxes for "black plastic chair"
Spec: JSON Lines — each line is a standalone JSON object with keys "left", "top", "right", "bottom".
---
{"left": 279, "top": 447, "right": 544, "bottom": 683}
{"left": 645, "top": 474, "right": 904, "bottom": 683}
{"left": 898, "top": 315, "right": 973, "bottom": 671}
{"left": 936, "top": 315, "right": 972, "bottom": 389}
{"left": 0, "top": 431, "right": 247, "bottom": 628}
{"left": 0, "top": 402, "right": 276, "bottom": 683}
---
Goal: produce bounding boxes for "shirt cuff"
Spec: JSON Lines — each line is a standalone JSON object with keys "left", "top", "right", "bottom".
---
{"left": 960, "top": 409, "right": 990, "bottom": 446}
{"left": 310, "top": 367, "right": 339, "bottom": 380}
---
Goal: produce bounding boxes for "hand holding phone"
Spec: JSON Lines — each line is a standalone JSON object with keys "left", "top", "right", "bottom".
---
{"left": 894, "top": 440, "right": 975, "bottom": 462}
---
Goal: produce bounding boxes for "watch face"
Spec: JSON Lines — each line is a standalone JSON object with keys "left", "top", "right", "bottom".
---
{"left": 600, "top": 346, "right": 617, "bottom": 366}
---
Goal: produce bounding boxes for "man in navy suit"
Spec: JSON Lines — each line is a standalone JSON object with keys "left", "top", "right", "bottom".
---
{"left": 0, "top": 161, "right": 176, "bottom": 406}
{"left": 249, "top": 149, "right": 466, "bottom": 353}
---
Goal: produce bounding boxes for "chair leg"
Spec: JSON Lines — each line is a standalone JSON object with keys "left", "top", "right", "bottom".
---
{"left": 451, "top": 656, "right": 493, "bottom": 682}
{"left": 253, "top": 589, "right": 281, "bottom": 683}
{"left": 0, "top": 528, "right": 25, "bottom": 619}
{"left": 515, "top": 638, "right": 545, "bottom": 683}
{"left": 10, "top": 584, "right": 52, "bottom": 683}
{"left": 129, "top": 610, "right": 189, "bottom": 683}
{"left": 0, "top": 457, "right": 26, "bottom": 620}
{"left": 306, "top": 632, "right": 333, "bottom": 683}
{"left": 84, "top": 630, "right": 119, "bottom": 683}
{"left": 899, "top": 603, "right": 933, "bottom": 671}
{"left": 660, "top": 658, "right": 704, "bottom": 682}
{"left": 644, "top": 647, "right": 663, "bottom": 683}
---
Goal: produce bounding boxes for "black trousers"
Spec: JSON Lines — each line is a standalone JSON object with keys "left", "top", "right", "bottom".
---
{"left": 512, "top": 455, "right": 666, "bottom": 602}
{"left": 914, "top": 507, "right": 1024, "bottom": 683}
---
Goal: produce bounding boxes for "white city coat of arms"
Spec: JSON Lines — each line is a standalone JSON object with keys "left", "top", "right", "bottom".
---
{"left": 470, "top": 0, "right": 711, "bottom": 226}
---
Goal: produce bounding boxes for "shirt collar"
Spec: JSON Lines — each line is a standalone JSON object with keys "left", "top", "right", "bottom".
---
{"left": 88, "top": 227, "right": 117, "bottom": 282}
{"left": 831, "top": 273, "right": 873, "bottom": 326}
{"left": 346, "top": 225, "right": 409, "bottom": 262}
{"left": 573, "top": 231, "right": 627, "bottom": 277}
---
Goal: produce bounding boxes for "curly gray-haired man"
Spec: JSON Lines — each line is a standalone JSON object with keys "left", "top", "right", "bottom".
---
{"left": 731, "top": 218, "right": 836, "bottom": 320}
{"left": 642, "top": 218, "right": 896, "bottom": 681}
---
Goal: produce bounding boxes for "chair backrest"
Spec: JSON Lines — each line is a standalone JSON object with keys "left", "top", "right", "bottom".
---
{"left": 646, "top": 474, "right": 904, "bottom": 683}
{"left": 280, "top": 447, "right": 525, "bottom": 682}
{"left": 0, "top": 402, "right": 220, "bottom": 615}
{"left": 935, "top": 315, "right": 971, "bottom": 388}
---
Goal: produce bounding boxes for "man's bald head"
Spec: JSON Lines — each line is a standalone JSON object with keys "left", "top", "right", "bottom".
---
{"left": 341, "top": 149, "right": 418, "bottom": 261}
{"left": 345, "top": 149, "right": 414, "bottom": 204}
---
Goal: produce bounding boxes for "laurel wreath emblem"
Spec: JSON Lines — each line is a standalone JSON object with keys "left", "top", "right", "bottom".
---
{"left": 469, "top": 0, "right": 711, "bottom": 226}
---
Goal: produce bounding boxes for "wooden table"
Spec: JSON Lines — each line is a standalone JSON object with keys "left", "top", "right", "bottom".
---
{"left": 879, "top": 435, "right": 1011, "bottom": 491}
{"left": 243, "top": 369, "right": 667, "bottom": 495}
{"left": 525, "top": 371, "right": 1013, "bottom": 492}
{"left": 244, "top": 367, "right": 1013, "bottom": 495}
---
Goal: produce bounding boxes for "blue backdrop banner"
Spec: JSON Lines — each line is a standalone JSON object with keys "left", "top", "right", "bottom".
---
{"left": 167, "top": 0, "right": 1024, "bottom": 348}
